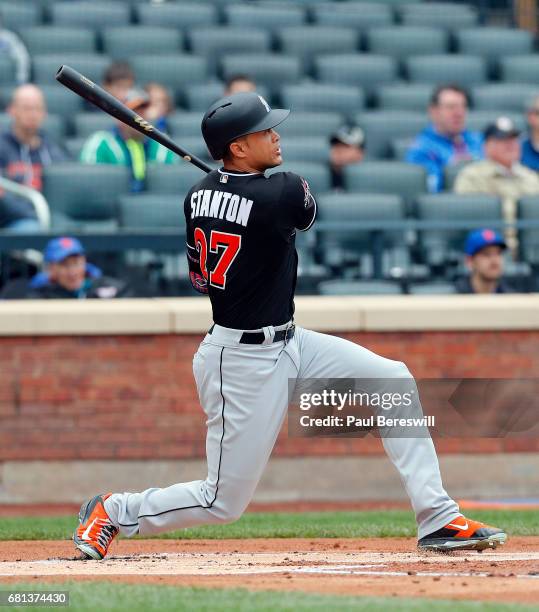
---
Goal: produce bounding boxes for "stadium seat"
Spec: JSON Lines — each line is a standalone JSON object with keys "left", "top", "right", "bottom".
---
{"left": 467, "top": 110, "right": 526, "bottom": 133}
{"left": 184, "top": 82, "right": 270, "bottom": 111}
{"left": 318, "top": 280, "right": 403, "bottom": 295}
{"left": 456, "top": 28, "right": 533, "bottom": 78}
{"left": 64, "top": 137, "right": 87, "bottom": 160}
{"left": 281, "top": 83, "right": 365, "bottom": 116}
{"left": 184, "top": 82, "right": 224, "bottom": 111}
{"left": 366, "top": 26, "right": 448, "bottom": 59}
{"left": 398, "top": 3, "right": 478, "bottom": 28}
{"left": 276, "top": 111, "right": 342, "bottom": 139}
{"left": 376, "top": 84, "right": 432, "bottom": 111}
{"left": 135, "top": 2, "right": 218, "bottom": 30}
{"left": 224, "top": 4, "right": 306, "bottom": 31}
{"left": 316, "top": 192, "right": 407, "bottom": 274}
{"left": 20, "top": 27, "right": 96, "bottom": 55}
{"left": 499, "top": 55, "right": 539, "bottom": 85}
{"left": 74, "top": 113, "right": 114, "bottom": 138}
{"left": 146, "top": 164, "right": 207, "bottom": 195}
{"left": 443, "top": 161, "right": 474, "bottom": 192}
{"left": 266, "top": 162, "right": 331, "bottom": 194}
{"left": 471, "top": 84, "right": 539, "bottom": 113}
{"left": 50, "top": 2, "right": 130, "bottom": 28}
{"left": 167, "top": 112, "right": 205, "bottom": 138}
{"left": 0, "top": 2, "right": 41, "bottom": 30}
{"left": 119, "top": 194, "right": 186, "bottom": 230}
{"left": 221, "top": 55, "right": 301, "bottom": 95}
{"left": 280, "top": 137, "right": 330, "bottom": 164}
{"left": 277, "top": 27, "right": 359, "bottom": 71}
{"left": 132, "top": 56, "right": 209, "bottom": 100}
{"left": 176, "top": 137, "right": 212, "bottom": 162}
{"left": 43, "top": 163, "right": 130, "bottom": 228}
{"left": 315, "top": 54, "right": 398, "bottom": 99}
{"left": 102, "top": 27, "right": 184, "bottom": 59}
{"left": 416, "top": 193, "right": 502, "bottom": 267}
{"left": 344, "top": 162, "right": 427, "bottom": 214}
{"left": 518, "top": 196, "right": 539, "bottom": 266}
{"left": 407, "top": 281, "right": 456, "bottom": 295}
{"left": 390, "top": 137, "right": 413, "bottom": 161}
{"left": 354, "top": 111, "right": 427, "bottom": 159}
{"left": 188, "top": 28, "right": 271, "bottom": 62}
{"left": 312, "top": 3, "right": 393, "bottom": 29}
{"left": 0, "top": 56, "right": 15, "bottom": 85}
{"left": 406, "top": 55, "right": 487, "bottom": 88}
{"left": 32, "top": 54, "right": 110, "bottom": 86}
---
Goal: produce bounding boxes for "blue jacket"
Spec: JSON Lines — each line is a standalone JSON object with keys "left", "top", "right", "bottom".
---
{"left": 521, "top": 137, "right": 539, "bottom": 172}
{"left": 405, "top": 124, "right": 484, "bottom": 193}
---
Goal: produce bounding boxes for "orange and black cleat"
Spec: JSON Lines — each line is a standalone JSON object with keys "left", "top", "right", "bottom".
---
{"left": 418, "top": 515, "right": 507, "bottom": 552}
{"left": 73, "top": 493, "right": 119, "bottom": 560}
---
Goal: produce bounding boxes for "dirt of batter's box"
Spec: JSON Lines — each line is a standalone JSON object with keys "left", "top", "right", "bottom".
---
{"left": 1, "top": 538, "right": 538, "bottom": 605}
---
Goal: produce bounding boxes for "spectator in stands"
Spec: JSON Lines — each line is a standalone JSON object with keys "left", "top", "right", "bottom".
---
{"left": 521, "top": 92, "right": 539, "bottom": 172}
{"left": 329, "top": 124, "right": 365, "bottom": 190}
{"left": 144, "top": 82, "right": 174, "bottom": 134}
{"left": 455, "top": 229, "right": 514, "bottom": 294}
{"left": 0, "top": 15, "right": 30, "bottom": 84}
{"left": 102, "top": 61, "right": 135, "bottom": 102}
{"left": 80, "top": 88, "right": 176, "bottom": 193}
{"left": 406, "top": 84, "right": 483, "bottom": 193}
{"left": 23, "top": 237, "right": 132, "bottom": 299}
{"left": 454, "top": 117, "right": 539, "bottom": 255}
{"left": 224, "top": 75, "right": 257, "bottom": 96}
{"left": 0, "top": 84, "right": 69, "bottom": 232}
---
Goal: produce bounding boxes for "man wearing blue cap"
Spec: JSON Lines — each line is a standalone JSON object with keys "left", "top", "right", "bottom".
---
{"left": 455, "top": 229, "right": 514, "bottom": 294}
{"left": 25, "top": 237, "right": 131, "bottom": 299}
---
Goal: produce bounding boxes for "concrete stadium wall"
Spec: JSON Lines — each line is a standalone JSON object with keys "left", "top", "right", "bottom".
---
{"left": 0, "top": 296, "right": 538, "bottom": 503}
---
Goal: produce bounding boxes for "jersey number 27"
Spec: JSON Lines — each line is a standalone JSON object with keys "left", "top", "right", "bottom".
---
{"left": 194, "top": 228, "right": 241, "bottom": 289}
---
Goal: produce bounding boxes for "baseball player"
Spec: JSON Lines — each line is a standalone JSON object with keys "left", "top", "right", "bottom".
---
{"left": 74, "top": 92, "right": 506, "bottom": 560}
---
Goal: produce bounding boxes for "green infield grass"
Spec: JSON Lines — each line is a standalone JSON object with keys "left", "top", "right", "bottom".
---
{"left": 1, "top": 583, "right": 537, "bottom": 612}
{"left": 0, "top": 509, "right": 537, "bottom": 541}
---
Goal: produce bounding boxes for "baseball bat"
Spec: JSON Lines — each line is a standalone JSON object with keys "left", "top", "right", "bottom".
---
{"left": 55, "top": 64, "right": 213, "bottom": 174}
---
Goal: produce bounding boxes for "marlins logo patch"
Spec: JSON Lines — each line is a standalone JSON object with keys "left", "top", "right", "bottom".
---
{"left": 301, "top": 177, "right": 312, "bottom": 208}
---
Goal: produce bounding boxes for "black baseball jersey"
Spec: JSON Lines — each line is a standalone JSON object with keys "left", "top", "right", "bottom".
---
{"left": 184, "top": 168, "right": 317, "bottom": 329}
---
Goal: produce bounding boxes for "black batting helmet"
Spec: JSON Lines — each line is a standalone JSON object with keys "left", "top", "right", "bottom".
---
{"left": 201, "top": 92, "right": 289, "bottom": 160}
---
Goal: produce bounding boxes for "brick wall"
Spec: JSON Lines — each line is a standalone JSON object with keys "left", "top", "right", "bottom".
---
{"left": 1, "top": 331, "right": 538, "bottom": 461}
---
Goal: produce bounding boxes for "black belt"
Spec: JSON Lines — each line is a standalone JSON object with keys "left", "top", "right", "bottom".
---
{"left": 209, "top": 324, "right": 295, "bottom": 345}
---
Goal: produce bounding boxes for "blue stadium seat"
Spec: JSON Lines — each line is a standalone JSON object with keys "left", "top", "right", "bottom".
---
{"left": 276, "top": 111, "right": 342, "bottom": 139}
{"left": 32, "top": 54, "right": 110, "bottom": 86}
{"left": 518, "top": 196, "right": 539, "bottom": 266}
{"left": 354, "top": 111, "right": 427, "bottom": 159}
{"left": 277, "top": 26, "right": 359, "bottom": 72}
{"left": 120, "top": 194, "right": 186, "bottom": 230}
{"left": 221, "top": 55, "right": 301, "bottom": 96}
{"left": 20, "top": 27, "right": 96, "bottom": 55}
{"left": 471, "top": 84, "right": 539, "bottom": 113}
{"left": 366, "top": 26, "right": 448, "bottom": 59}
{"left": 224, "top": 4, "right": 306, "bottom": 32}
{"left": 406, "top": 55, "right": 487, "bottom": 88}
{"left": 132, "top": 56, "right": 209, "bottom": 100}
{"left": 74, "top": 113, "right": 114, "bottom": 138}
{"left": 51, "top": 2, "right": 131, "bottom": 28}
{"left": 188, "top": 28, "right": 271, "bottom": 60}
{"left": 416, "top": 193, "right": 502, "bottom": 267}
{"left": 318, "top": 280, "right": 403, "bottom": 295}
{"left": 456, "top": 28, "right": 533, "bottom": 78}
{"left": 184, "top": 82, "right": 270, "bottom": 111}
{"left": 0, "top": 2, "right": 41, "bottom": 30}
{"left": 280, "top": 137, "right": 330, "bottom": 164}
{"left": 344, "top": 161, "right": 427, "bottom": 214}
{"left": 398, "top": 3, "right": 478, "bottom": 29}
{"left": 135, "top": 3, "right": 218, "bottom": 30}
{"left": 408, "top": 282, "right": 456, "bottom": 295}
{"left": 281, "top": 83, "right": 364, "bottom": 116}
{"left": 467, "top": 110, "right": 526, "bottom": 133}
{"left": 315, "top": 54, "right": 398, "bottom": 99}
{"left": 500, "top": 55, "right": 539, "bottom": 85}
{"left": 266, "top": 162, "right": 331, "bottom": 194}
{"left": 167, "top": 112, "right": 205, "bottom": 138}
{"left": 312, "top": 3, "right": 393, "bottom": 29}
{"left": 102, "top": 27, "right": 184, "bottom": 59}
{"left": 146, "top": 164, "right": 207, "bottom": 195}
{"left": 376, "top": 84, "right": 432, "bottom": 111}
{"left": 0, "top": 56, "right": 16, "bottom": 85}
